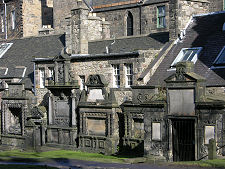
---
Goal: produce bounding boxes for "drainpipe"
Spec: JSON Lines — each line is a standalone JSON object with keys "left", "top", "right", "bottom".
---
{"left": 3, "top": 0, "right": 7, "bottom": 39}
{"left": 137, "top": 0, "right": 144, "bottom": 35}
{"left": 33, "top": 63, "right": 36, "bottom": 96}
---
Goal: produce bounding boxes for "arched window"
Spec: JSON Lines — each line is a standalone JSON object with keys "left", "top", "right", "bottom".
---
{"left": 127, "top": 12, "right": 133, "bottom": 36}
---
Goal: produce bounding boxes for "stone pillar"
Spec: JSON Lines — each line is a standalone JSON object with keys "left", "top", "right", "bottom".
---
{"left": 65, "top": 16, "right": 72, "bottom": 54}
{"left": 55, "top": 61, "right": 58, "bottom": 83}
{"left": 71, "top": 0, "right": 89, "bottom": 54}
{"left": 71, "top": 89, "right": 77, "bottom": 127}
{"left": 48, "top": 92, "right": 53, "bottom": 125}
{"left": 208, "top": 138, "right": 217, "bottom": 160}
{"left": 64, "top": 60, "right": 70, "bottom": 83}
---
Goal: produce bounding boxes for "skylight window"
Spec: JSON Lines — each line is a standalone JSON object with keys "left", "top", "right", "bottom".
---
{"left": 171, "top": 47, "right": 202, "bottom": 67}
{"left": 213, "top": 46, "right": 225, "bottom": 66}
{"left": 0, "top": 43, "right": 13, "bottom": 58}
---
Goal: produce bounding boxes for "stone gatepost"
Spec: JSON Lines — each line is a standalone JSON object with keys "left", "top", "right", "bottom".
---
{"left": 208, "top": 138, "right": 217, "bottom": 160}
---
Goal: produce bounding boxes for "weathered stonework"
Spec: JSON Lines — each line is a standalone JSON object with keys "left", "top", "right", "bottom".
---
{"left": 22, "top": 0, "right": 42, "bottom": 37}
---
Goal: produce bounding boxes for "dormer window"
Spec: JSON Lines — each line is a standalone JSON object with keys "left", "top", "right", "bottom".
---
{"left": 0, "top": 43, "right": 13, "bottom": 58}
{"left": 213, "top": 46, "right": 225, "bottom": 66}
{"left": 171, "top": 47, "right": 202, "bottom": 68}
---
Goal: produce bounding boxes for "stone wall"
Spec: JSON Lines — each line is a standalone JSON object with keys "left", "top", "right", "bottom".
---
{"left": 0, "top": 0, "right": 22, "bottom": 39}
{"left": 208, "top": 0, "right": 224, "bottom": 12}
{"left": 22, "top": 0, "right": 42, "bottom": 37}
{"left": 53, "top": 0, "right": 78, "bottom": 34}
{"left": 177, "top": 0, "right": 209, "bottom": 33}
{"left": 70, "top": 48, "right": 160, "bottom": 105}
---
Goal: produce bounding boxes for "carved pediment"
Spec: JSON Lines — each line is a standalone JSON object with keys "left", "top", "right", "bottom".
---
{"left": 86, "top": 74, "right": 107, "bottom": 87}
{"left": 165, "top": 61, "right": 205, "bottom": 83}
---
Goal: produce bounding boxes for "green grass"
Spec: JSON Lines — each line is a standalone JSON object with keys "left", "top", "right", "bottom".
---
{"left": 0, "top": 164, "right": 58, "bottom": 169}
{"left": 0, "top": 150, "right": 127, "bottom": 163}
{"left": 173, "top": 159, "right": 225, "bottom": 168}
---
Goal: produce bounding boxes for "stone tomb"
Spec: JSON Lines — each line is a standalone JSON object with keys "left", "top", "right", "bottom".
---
{"left": 78, "top": 74, "right": 119, "bottom": 155}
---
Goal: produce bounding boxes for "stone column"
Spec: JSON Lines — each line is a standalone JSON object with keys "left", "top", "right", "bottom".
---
{"left": 64, "top": 60, "right": 70, "bottom": 83}
{"left": 55, "top": 61, "right": 58, "bottom": 83}
{"left": 71, "top": 0, "right": 89, "bottom": 54}
{"left": 48, "top": 92, "right": 53, "bottom": 125}
{"left": 71, "top": 89, "right": 77, "bottom": 127}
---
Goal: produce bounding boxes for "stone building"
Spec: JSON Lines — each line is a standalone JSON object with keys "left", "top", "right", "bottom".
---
{"left": 54, "top": 0, "right": 225, "bottom": 39}
{"left": 0, "top": 0, "right": 224, "bottom": 162}
{"left": 0, "top": 0, "right": 53, "bottom": 39}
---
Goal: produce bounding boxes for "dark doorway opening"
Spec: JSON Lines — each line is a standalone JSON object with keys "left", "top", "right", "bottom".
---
{"left": 172, "top": 119, "right": 195, "bottom": 161}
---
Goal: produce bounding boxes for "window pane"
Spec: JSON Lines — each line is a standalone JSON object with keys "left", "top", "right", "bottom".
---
{"left": 215, "top": 48, "right": 225, "bottom": 65}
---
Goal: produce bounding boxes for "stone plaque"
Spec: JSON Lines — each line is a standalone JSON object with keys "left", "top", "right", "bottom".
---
{"left": 152, "top": 122, "right": 161, "bottom": 141}
{"left": 56, "top": 101, "right": 70, "bottom": 117}
{"left": 205, "top": 126, "right": 215, "bottom": 144}
{"left": 87, "top": 89, "right": 104, "bottom": 102}
{"left": 87, "top": 118, "right": 106, "bottom": 136}
{"left": 168, "top": 89, "right": 195, "bottom": 115}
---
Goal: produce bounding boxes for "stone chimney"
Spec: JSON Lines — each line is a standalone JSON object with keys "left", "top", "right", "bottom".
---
{"left": 71, "top": 0, "right": 89, "bottom": 54}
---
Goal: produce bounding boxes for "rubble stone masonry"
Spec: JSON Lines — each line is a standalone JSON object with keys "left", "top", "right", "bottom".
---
{"left": 22, "top": 0, "right": 42, "bottom": 37}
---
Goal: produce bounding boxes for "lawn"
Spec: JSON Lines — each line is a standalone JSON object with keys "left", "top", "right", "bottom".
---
{"left": 0, "top": 150, "right": 126, "bottom": 163}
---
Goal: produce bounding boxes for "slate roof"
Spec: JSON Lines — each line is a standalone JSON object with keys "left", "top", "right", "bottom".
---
{"left": 148, "top": 12, "right": 225, "bottom": 87}
{"left": 88, "top": 32, "right": 169, "bottom": 54}
{"left": 0, "top": 34, "right": 65, "bottom": 89}
{"left": 91, "top": 0, "right": 168, "bottom": 11}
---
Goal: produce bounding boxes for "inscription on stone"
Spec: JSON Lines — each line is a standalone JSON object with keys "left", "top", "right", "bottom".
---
{"left": 56, "top": 101, "right": 70, "bottom": 117}
{"left": 87, "top": 89, "right": 104, "bottom": 102}
{"left": 152, "top": 122, "right": 161, "bottom": 141}
{"left": 168, "top": 89, "right": 195, "bottom": 115}
{"left": 87, "top": 118, "right": 106, "bottom": 136}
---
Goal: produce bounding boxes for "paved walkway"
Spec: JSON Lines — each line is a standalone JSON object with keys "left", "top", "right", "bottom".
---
{"left": 0, "top": 159, "right": 218, "bottom": 169}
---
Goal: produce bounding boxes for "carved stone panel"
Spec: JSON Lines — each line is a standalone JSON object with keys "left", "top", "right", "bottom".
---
{"left": 58, "top": 63, "right": 64, "bottom": 83}
{"left": 87, "top": 118, "right": 106, "bottom": 136}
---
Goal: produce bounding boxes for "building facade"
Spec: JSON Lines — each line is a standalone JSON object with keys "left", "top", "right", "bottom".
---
{"left": 0, "top": 0, "right": 224, "bottom": 162}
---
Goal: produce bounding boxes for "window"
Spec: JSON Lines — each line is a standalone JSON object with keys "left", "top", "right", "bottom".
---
{"left": 113, "top": 64, "right": 120, "bottom": 88}
{"left": 125, "top": 64, "right": 133, "bottom": 87}
{"left": 39, "top": 68, "right": 45, "bottom": 88}
{"left": 79, "top": 75, "right": 85, "bottom": 90}
{"left": 1, "top": 14, "right": 4, "bottom": 32}
{"left": 157, "top": 6, "right": 166, "bottom": 28}
{"left": 48, "top": 67, "right": 54, "bottom": 79}
{"left": 213, "top": 46, "right": 225, "bottom": 66}
{"left": 0, "top": 43, "right": 13, "bottom": 58}
{"left": 127, "top": 12, "right": 133, "bottom": 36}
{"left": 171, "top": 47, "right": 202, "bottom": 68}
{"left": 11, "top": 10, "right": 15, "bottom": 30}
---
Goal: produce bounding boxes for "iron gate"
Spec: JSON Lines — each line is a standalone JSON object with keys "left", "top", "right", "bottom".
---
{"left": 172, "top": 119, "right": 195, "bottom": 161}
